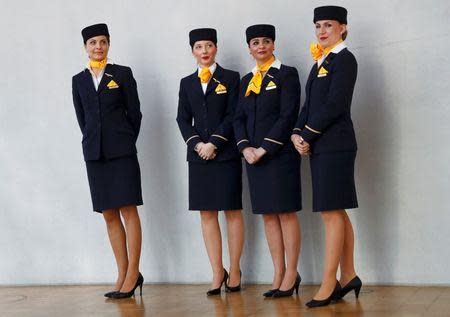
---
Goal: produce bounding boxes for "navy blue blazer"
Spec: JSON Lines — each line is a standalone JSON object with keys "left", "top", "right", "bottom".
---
{"left": 176, "top": 64, "right": 241, "bottom": 162}
{"left": 292, "top": 48, "right": 357, "bottom": 154}
{"left": 72, "top": 63, "right": 142, "bottom": 161}
{"left": 234, "top": 64, "right": 301, "bottom": 155}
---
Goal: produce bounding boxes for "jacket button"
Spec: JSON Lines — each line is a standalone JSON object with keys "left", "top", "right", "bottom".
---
{"left": 203, "top": 102, "right": 207, "bottom": 107}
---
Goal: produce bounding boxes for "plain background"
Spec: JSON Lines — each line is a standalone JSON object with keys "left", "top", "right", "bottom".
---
{"left": 1, "top": 0, "right": 449, "bottom": 285}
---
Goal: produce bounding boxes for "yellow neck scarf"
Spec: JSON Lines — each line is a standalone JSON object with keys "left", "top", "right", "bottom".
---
{"left": 89, "top": 59, "right": 107, "bottom": 69}
{"left": 310, "top": 39, "right": 343, "bottom": 61}
{"left": 245, "top": 55, "right": 275, "bottom": 97}
{"left": 198, "top": 67, "right": 212, "bottom": 84}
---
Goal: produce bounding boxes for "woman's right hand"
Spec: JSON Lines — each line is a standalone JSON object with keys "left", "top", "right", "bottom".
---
{"left": 243, "top": 147, "right": 258, "bottom": 164}
{"left": 291, "top": 135, "right": 310, "bottom": 155}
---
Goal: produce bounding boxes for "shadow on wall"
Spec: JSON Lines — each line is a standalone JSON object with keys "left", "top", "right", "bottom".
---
{"left": 352, "top": 37, "right": 400, "bottom": 284}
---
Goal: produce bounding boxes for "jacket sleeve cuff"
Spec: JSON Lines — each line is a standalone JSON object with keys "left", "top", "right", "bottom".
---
{"left": 292, "top": 127, "right": 302, "bottom": 136}
{"left": 236, "top": 139, "right": 250, "bottom": 152}
{"left": 208, "top": 134, "right": 228, "bottom": 150}
{"left": 261, "top": 138, "right": 284, "bottom": 155}
{"left": 299, "top": 125, "right": 322, "bottom": 143}
{"left": 186, "top": 135, "right": 201, "bottom": 152}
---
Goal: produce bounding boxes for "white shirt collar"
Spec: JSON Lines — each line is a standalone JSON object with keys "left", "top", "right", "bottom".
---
{"left": 318, "top": 42, "right": 347, "bottom": 66}
{"left": 197, "top": 62, "right": 217, "bottom": 75}
{"left": 251, "top": 58, "right": 281, "bottom": 74}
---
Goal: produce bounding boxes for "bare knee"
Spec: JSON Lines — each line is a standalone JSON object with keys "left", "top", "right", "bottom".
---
{"left": 263, "top": 214, "right": 279, "bottom": 226}
{"left": 321, "top": 210, "right": 345, "bottom": 224}
{"left": 120, "top": 205, "right": 139, "bottom": 222}
{"left": 224, "top": 210, "right": 242, "bottom": 223}
{"left": 200, "top": 211, "right": 218, "bottom": 223}
{"left": 278, "top": 212, "right": 298, "bottom": 223}
{"left": 103, "top": 208, "right": 120, "bottom": 225}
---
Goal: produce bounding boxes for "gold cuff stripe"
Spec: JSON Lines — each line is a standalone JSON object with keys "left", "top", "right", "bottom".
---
{"left": 293, "top": 128, "right": 302, "bottom": 131}
{"left": 305, "top": 125, "right": 322, "bottom": 134}
{"left": 211, "top": 134, "right": 228, "bottom": 142}
{"left": 186, "top": 135, "right": 200, "bottom": 144}
{"left": 237, "top": 139, "right": 249, "bottom": 146}
{"left": 264, "top": 138, "right": 284, "bottom": 145}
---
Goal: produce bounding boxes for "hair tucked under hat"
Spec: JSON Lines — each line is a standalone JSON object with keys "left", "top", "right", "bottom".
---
{"left": 245, "top": 24, "right": 276, "bottom": 44}
{"left": 189, "top": 28, "right": 217, "bottom": 48}
{"left": 313, "top": 6, "right": 347, "bottom": 24}
{"left": 82, "top": 23, "right": 110, "bottom": 44}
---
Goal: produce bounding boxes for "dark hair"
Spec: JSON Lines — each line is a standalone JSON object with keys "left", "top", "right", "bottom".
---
{"left": 84, "top": 35, "right": 110, "bottom": 45}
{"left": 342, "top": 30, "right": 348, "bottom": 40}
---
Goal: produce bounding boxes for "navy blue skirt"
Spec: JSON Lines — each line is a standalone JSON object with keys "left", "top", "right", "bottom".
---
{"left": 188, "top": 159, "right": 242, "bottom": 211}
{"left": 246, "top": 152, "right": 301, "bottom": 214}
{"left": 85, "top": 154, "right": 143, "bottom": 213}
{"left": 310, "top": 151, "right": 358, "bottom": 212}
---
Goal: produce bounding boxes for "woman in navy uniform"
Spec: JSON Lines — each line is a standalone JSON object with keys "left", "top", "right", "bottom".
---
{"left": 234, "top": 24, "right": 302, "bottom": 298}
{"left": 176, "top": 28, "right": 244, "bottom": 295}
{"left": 72, "top": 24, "right": 144, "bottom": 299}
{"left": 291, "top": 6, "right": 362, "bottom": 307}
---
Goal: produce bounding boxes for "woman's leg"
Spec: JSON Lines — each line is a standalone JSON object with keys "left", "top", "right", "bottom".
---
{"left": 224, "top": 210, "right": 244, "bottom": 286}
{"left": 278, "top": 212, "right": 301, "bottom": 290}
{"left": 313, "top": 210, "right": 345, "bottom": 300}
{"left": 200, "top": 210, "right": 225, "bottom": 288}
{"left": 339, "top": 210, "right": 357, "bottom": 285}
{"left": 263, "top": 214, "right": 286, "bottom": 289}
{"left": 102, "top": 208, "right": 128, "bottom": 291}
{"left": 118, "top": 205, "right": 142, "bottom": 292}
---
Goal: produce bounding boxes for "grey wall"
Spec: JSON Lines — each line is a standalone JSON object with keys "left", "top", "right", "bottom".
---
{"left": 1, "top": 0, "right": 449, "bottom": 285}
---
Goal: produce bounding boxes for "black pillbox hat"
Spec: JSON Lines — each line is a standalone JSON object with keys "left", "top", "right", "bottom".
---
{"left": 313, "top": 6, "right": 347, "bottom": 24}
{"left": 246, "top": 24, "right": 276, "bottom": 43}
{"left": 189, "top": 28, "right": 217, "bottom": 48}
{"left": 82, "top": 23, "right": 109, "bottom": 43}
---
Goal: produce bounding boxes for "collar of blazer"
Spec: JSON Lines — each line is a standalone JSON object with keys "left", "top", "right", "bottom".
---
{"left": 83, "top": 63, "right": 115, "bottom": 93}
{"left": 244, "top": 63, "right": 281, "bottom": 95}
{"left": 313, "top": 51, "right": 340, "bottom": 78}
{"left": 190, "top": 63, "right": 225, "bottom": 97}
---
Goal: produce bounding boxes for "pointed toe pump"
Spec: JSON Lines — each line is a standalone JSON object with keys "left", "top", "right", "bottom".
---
{"left": 306, "top": 281, "right": 342, "bottom": 308}
{"left": 225, "top": 270, "right": 242, "bottom": 293}
{"left": 272, "top": 273, "right": 301, "bottom": 298}
{"left": 338, "top": 276, "right": 362, "bottom": 299}
{"left": 111, "top": 273, "right": 144, "bottom": 299}
{"left": 207, "top": 269, "right": 228, "bottom": 296}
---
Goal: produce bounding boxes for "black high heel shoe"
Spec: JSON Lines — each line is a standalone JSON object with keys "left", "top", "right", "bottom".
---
{"left": 272, "top": 273, "right": 301, "bottom": 298}
{"left": 306, "top": 281, "right": 342, "bottom": 308}
{"left": 111, "top": 273, "right": 144, "bottom": 299}
{"left": 207, "top": 269, "right": 228, "bottom": 296}
{"left": 338, "top": 276, "right": 362, "bottom": 299}
{"left": 104, "top": 290, "right": 119, "bottom": 298}
{"left": 225, "top": 270, "right": 242, "bottom": 292}
{"left": 263, "top": 289, "right": 279, "bottom": 297}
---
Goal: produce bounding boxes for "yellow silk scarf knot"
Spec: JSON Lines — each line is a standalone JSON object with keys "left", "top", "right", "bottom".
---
{"left": 198, "top": 67, "right": 212, "bottom": 84}
{"left": 310, "top": 39, "right": 343, "bottom": 61}
{"left": 245, "top": 55, "right": 275, "bottom": 97}
{"left": 89, "top": 59, "right": 107, "bottom": 69}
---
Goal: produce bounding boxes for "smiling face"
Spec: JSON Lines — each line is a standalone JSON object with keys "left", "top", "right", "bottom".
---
{"left": 248, "top": 37, "right": 275, "bottom": 64}
{"left": 192, "top": 40, "right": 217, "bottom": 68}
{"left": 85, "top": 35, "right": 109, "bottom": 61}
{"left": 315, "top": 20, "right": 346, "bottom": 49}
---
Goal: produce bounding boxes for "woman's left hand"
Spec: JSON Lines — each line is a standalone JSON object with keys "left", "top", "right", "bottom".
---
{"left": 253, "top": 147, "right": 267, "bottom": 163}
{"left": 199, "top": 142, "right": 216, "bottom": 160}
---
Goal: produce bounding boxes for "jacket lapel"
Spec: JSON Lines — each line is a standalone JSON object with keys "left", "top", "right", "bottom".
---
{"left": 261, "top": 66, "right": 279, "bottom": 91}
{"left": 205, "top": 64, "right": 224, "bottom": 96}
{"left": 190, "top": 71, "right": 204, "bottom": 98}
{"left": 80, "top": 69, "right": 97, "bottom": 94}
{"left": 97, "top": 64, "right": 113, "bottom": 93}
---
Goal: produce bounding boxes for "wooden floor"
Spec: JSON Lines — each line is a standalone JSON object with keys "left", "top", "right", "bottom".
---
{"left": 1, "top": 284, "right": 449, "bottom": 317}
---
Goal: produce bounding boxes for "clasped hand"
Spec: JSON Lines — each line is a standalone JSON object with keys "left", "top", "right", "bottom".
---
{"left": 195, "top": 142, "right": 217, "bottom": 160}
{"left": 291, "top": 134, "right": 310, "bottom": 155}
{"left": 242, "top": 147, "right": 266, "bottom": 164}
